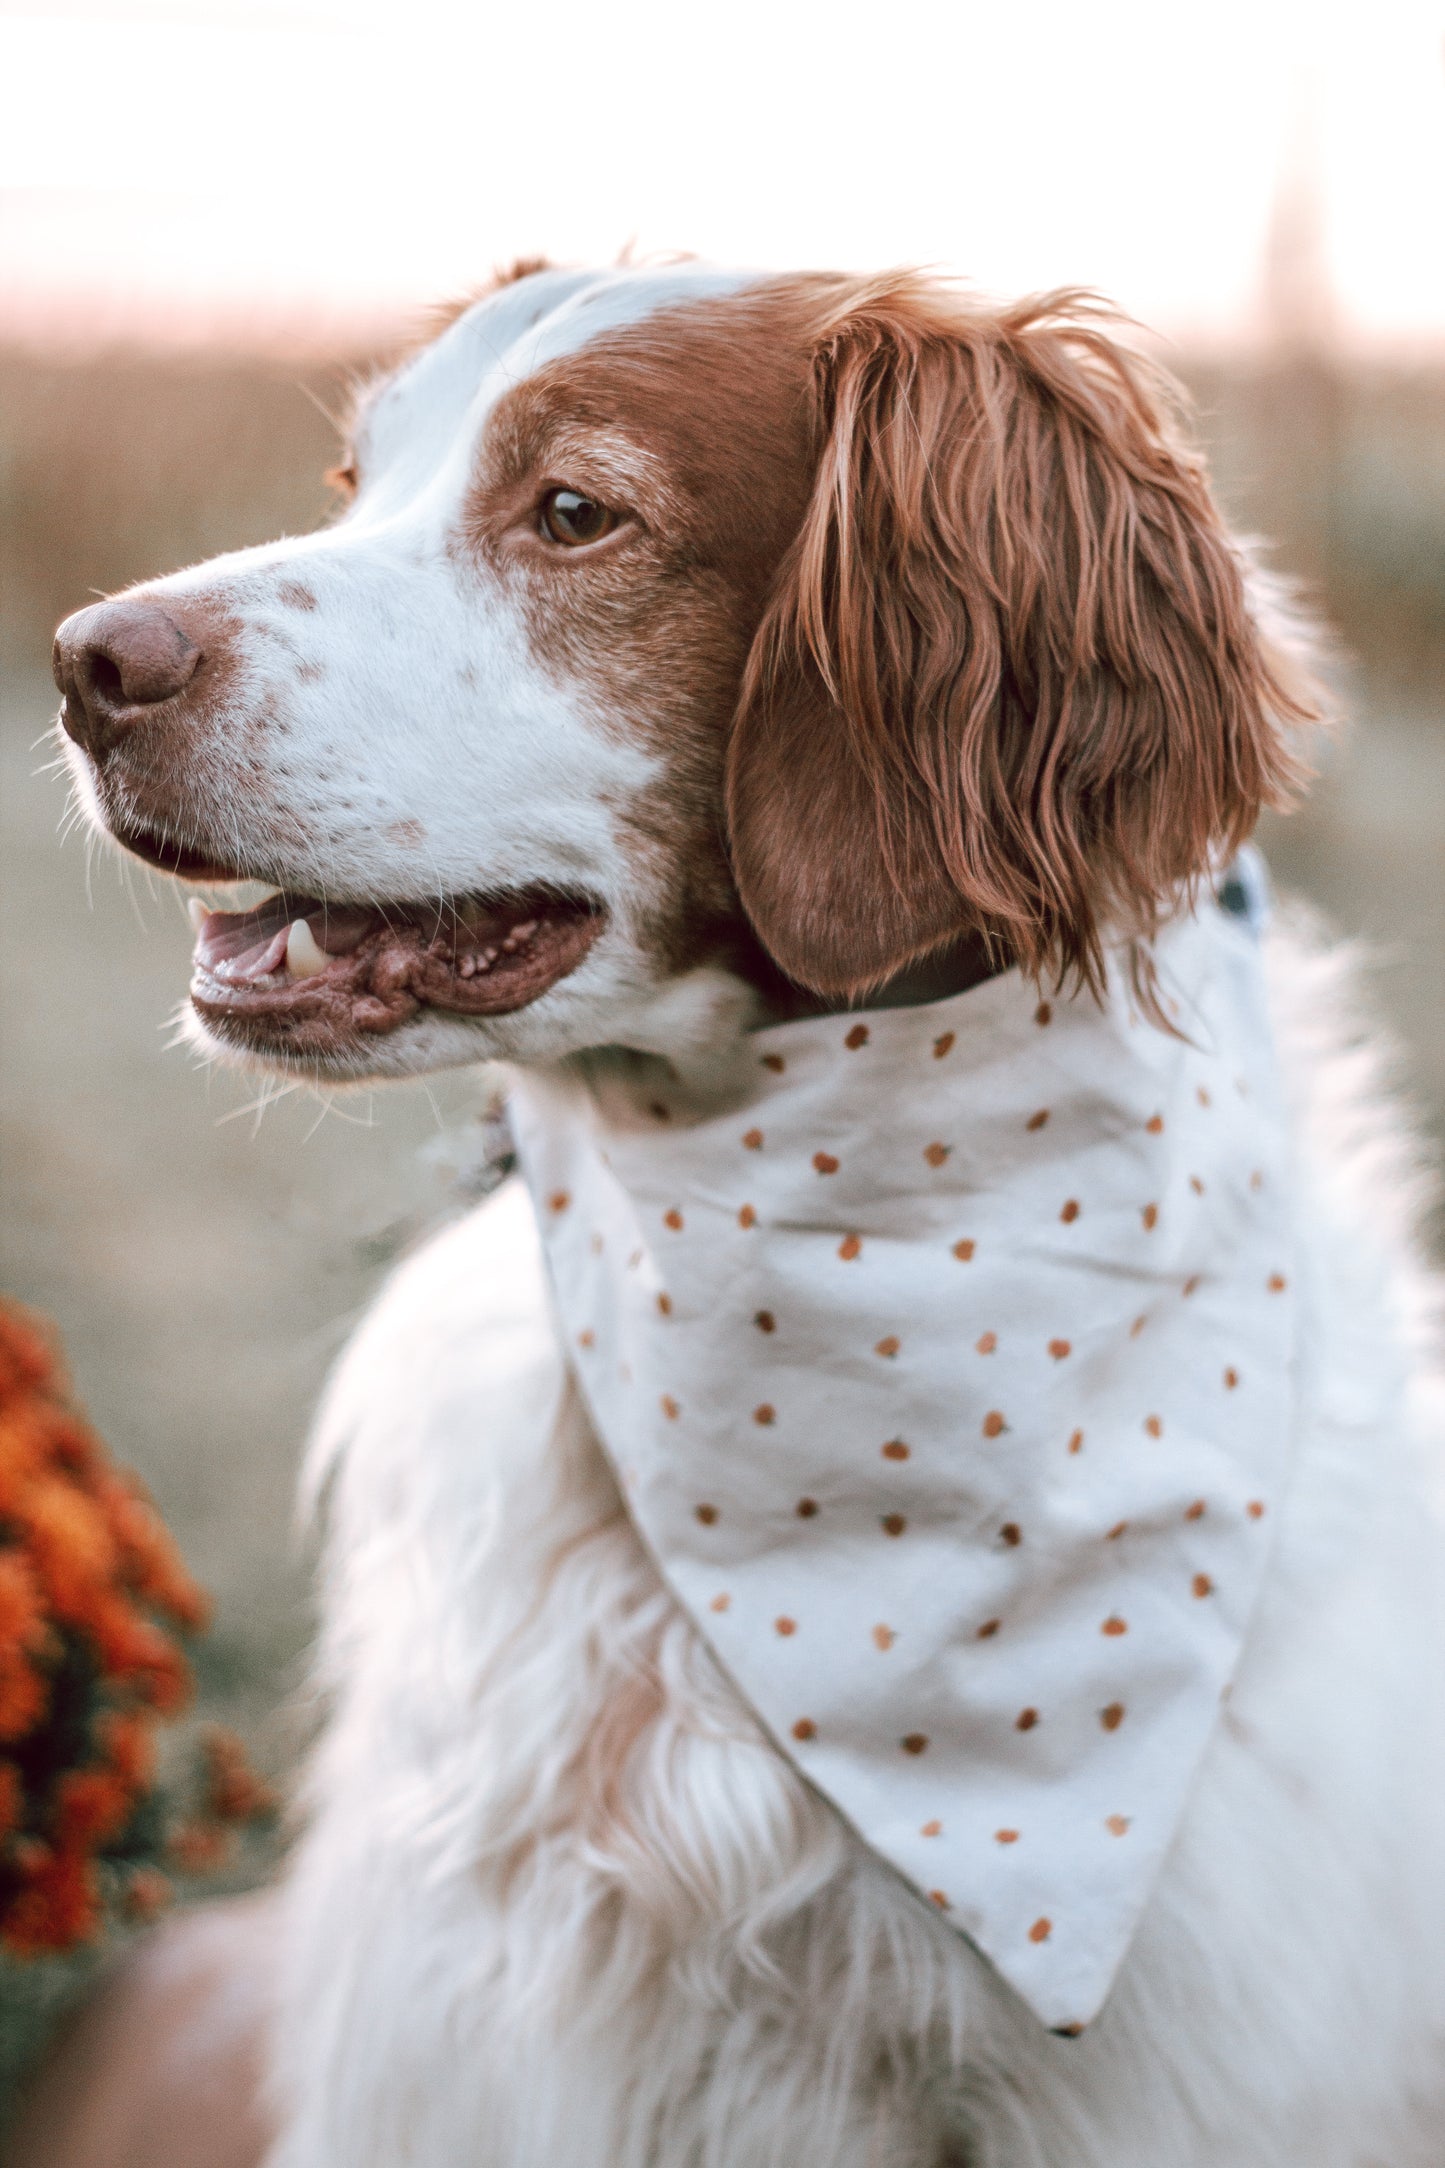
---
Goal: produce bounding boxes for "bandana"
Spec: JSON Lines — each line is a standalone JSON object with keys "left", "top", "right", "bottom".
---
{"left": 508, "top": 893, "right": 1298, "bottom": 2032}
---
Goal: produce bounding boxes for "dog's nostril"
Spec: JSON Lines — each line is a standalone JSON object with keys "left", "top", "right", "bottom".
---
{"left": 54, "top": 598, "right": 204, "bottom": 756}
{"left": 88, "top": 651, "right": 126, "bottom": 707}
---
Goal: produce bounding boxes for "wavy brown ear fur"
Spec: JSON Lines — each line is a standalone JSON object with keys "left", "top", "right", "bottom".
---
{"left": 726, "top": 276, "right": 1322, "bottom": 999}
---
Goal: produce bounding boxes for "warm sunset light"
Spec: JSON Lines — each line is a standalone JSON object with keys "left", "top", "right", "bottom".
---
{"left": 2, "top": 0, "right": 1443, "bottom": 351}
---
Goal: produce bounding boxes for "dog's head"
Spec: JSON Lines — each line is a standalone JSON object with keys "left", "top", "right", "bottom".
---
{"left": 53, "top": 261, "right": 1319, "bottom": 1080}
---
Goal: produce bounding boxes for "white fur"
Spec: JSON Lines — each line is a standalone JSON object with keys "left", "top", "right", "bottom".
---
{"left": 268, "top": 914, "right": 1445, "bottom": 2166}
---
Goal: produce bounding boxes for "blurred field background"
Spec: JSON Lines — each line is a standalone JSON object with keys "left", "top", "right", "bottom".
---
{"left": 0, "top": 0, "right": 1443, "bottom": 2117}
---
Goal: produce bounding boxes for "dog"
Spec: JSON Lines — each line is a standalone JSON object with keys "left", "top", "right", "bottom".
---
{"left": 44, "top": 260, "right": 1445, "bottom": 2168}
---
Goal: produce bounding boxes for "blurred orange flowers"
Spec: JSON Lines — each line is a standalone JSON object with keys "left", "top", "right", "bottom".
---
{"left": 0, "top": 1299, "right": 273, "bottom": 1957}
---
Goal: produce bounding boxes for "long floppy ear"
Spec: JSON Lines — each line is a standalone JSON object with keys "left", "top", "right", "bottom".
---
{"left": 725, "top": 279, "right": 1320, "bottom": 998}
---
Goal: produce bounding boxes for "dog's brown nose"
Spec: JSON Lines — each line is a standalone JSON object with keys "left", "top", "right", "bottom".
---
{"left": 53, "top": 600, "right": 203, "bottom": 757}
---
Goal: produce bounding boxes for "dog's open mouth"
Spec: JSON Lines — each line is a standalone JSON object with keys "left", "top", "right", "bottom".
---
{"left": 187, "top": 886, "right": 604, "bottom": 1054}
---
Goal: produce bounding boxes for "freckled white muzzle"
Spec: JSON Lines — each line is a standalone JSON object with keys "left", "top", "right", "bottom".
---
{"left": 510, "top": 898, "right": 1298, "bottom": 2033}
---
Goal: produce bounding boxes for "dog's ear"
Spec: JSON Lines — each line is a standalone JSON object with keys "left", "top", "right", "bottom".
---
{"left": 725, "top": 280, "right": 1320, "bottom": 998}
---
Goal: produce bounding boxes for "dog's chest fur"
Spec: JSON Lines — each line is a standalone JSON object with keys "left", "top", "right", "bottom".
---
{"left": 266, "top": 919, "right": 1445, "bottom": 2168}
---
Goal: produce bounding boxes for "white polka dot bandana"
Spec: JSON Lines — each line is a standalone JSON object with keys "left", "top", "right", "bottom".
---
{"left": 508, "top": 903, "right": 1297, "bottom": 2032}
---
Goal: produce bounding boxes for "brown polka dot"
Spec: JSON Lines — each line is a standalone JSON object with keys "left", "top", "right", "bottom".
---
{"left": 844, "top": 1022, "right": 870, "bottom": 1049}
{"left": 977, "top": 1618, "right": 1001, "bottom": 1639}
{"left": 1101, "top": 1615, "right": 1128, "bottom": 1636}
{"left": 1000, "top": 1521, "right": 1022, "bottom": 1546}
{"left": 1107, "top": 1520, "right": 1129, "bottom": 1540}
{"left": 1268, "top": 1273, "right": 1288, "bottom": 1293}
{"left": 921, "top": 1818, "right": 943, "bottom": 1837}
{"left": 952, "top": 1238, "right": 976, "bottom": 1261}
{"left": 838, "top": 1233, "right": 862, "bottom": 1260}
{"left": 874, "top": 1334, "right": 901, "bottom": 1358}
{"left": 902, "top": 1733, "right": 929, "bottom": 1755}
{"left": 739, "top": 1204, "right": 757, "bottom": 1229}
{"left": 1027, "top": 1108, "right": 1050, "bottom": 1132}
{"left": 1184, "top": 1498, "right": 1206, "bottom": 1521}
{"left": 775, "top": 1615, "right": 796, "bottom": 1636}
{"left": 1246, "top": 1499, "right": 1266, "bottom": 1520}
{"left": 982, "top": 1410, "right": 1008, "bottom": 1439}
{"left": 933, "top": 1031, "right": 956, "bottom": 1058}
{"left": 924, "top": 1141, "right": 951, "bottom": 1167}
{"left": 1224, "top": 1366, "right": 1239, "bottom": 1389}
{"left": 627, "top": 1249, "right": 644, "bottom": 1269}
{"left": 1146, "top": 1113, "right": 1164, "bottom": 1135}
{"left": 1250, "top": 1169, "right": 1264, "bottom": 1192}
{"left": 1029, "top": 1917, "right": 1052, "bottom": 1944}
{"left": 548, "top": 1190, "right": 571, "bottom": 1213}
{"left": 1182, "top": 1274, "right": 1201, "bottom": 1297}
{"left": 1197, "top": 1085, "right": 1212, "bottom": 1107}
{"left": 976, "top": 1330, "right": 998, "bottom": 1355}
{"left": 1105, "top": 1814, "right": 1131, "bottom": 1836}
{"left": 791, "top": 1717, "right": 815, "bottom": 1740}
{"left": 929, "top": 1890, "right": 951, "bottom": 1909}
{"left": 742, "top": 1127, "right": 764, "bottom": 1150}
{"left": 796, "top": 1497, "right": 819, "bottom": 1518}
{"left": 753, "top": 1403, "right": 776, "bottom": 1427}
{"left": 1130, "top": 1314, "right": 1148, "bottom": 1338}
{"left": 1060, "top": 1198, "right": 1080, "bottom": 1224}
{"left": 1016, "top": 1707, "right": 1039, "bottom": 1732}
{"left": 577, "top": 1329, "right": 596, "bottom": 1349}
{"left": 995, "top": 1828, "right": 1020, "bottom": 1845}
{"left": 1144, "top": 1414, "right": 1163, "bottom": 1439}
{"left": 881, "top": 1513, "right": 907, "bottom": 1537}
{"left": 709, "top": 1592, "right": 730, "bottom": 1612}
{"left": 761, "top": 1053, "right": 786, "bottom": 1073}
{"left": 1100, "top": 1702, "right": 1126, "bottom": 1731}
{"left": 663, "top": 1208, "right": 684, "bottom": 1231}
{"left": 813, "top": 1151, "right": 840, "bottom": 1175}
{"left": 1142, "top": 1203, "right": 1159, "bottom": 1231}
{"left": 881, "top": 1439, "right": 910, "bottom": 1461}
{"left": 589, "top": 1233, "right": 604, "bottom": 1255}
{"left": 656, "top": 1292, "right": 673, "bottom": 1316}
{"left": 1189, "top": 1175, "right": 1205, "bottom": 1195}
{"left": 1048, "top": 1337, "right": 1072, "bottom": 1360}
{"left": 648, "top": 1100, "right": 670, "bottom": 1122}
{"left": 1034, "top": 1002, "right": 1053, "bottom": 1027}
{"left": 755, "top": 1309, "right": 776, "bottom": 1333}
{"left": 661, "top": 1394, "right": 680, "bottom": 1420}
{"left": 1068, "top": 1429, "right": 1085, "bottom": 1454}
{"left": 871, "top": 1622, "right": 896, "bottom": 1653}
{"left": 694, "top": 1503, "right": 717, "bottom": 1525}
{"left": 1192, "top": 1573, "right": 1213, "bottom": 1599}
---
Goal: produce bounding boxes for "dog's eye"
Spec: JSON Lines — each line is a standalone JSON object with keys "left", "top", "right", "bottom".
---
{"left": 540, "top": 488, "right": 617, "bottom": 548}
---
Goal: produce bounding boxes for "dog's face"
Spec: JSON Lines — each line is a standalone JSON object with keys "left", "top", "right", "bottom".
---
{"left": 54, "top": 261, "right": 1315, "bottom": 1083}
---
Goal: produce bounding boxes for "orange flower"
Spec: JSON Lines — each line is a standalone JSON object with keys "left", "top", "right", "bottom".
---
{"left": 54, "top": 1765, "right": 136, "bottom": 1851}
{"left": 3, "top": 1847, "right": 101, "bottom": 1958}
{"left": 168, "top": 1821, "right": 234, "bottom": 1876}
{"left": 202, "top": 1728, "right": 277, "bottom": 1825}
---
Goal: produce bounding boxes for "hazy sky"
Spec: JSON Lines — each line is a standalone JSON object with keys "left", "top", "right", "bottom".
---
{"left": 2, "top": 0, "right": 1442, "bottom": 348}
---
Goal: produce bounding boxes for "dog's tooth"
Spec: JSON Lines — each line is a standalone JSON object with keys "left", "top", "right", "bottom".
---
{"left": 511, "top": 920, "right": 538, "bottom": 943}
{"left": 482, "top": 946, "right": 499, "bottom": 965}
{"left": 187, "top": 897, "right": 208, "bottom": 934}
{"left": 285, "top": 917, "right": 329, "bottom": 979}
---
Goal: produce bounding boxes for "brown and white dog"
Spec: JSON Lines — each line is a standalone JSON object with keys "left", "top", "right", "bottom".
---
{"left": 38, "top": 260, "right": 1445, "bottom": 2168}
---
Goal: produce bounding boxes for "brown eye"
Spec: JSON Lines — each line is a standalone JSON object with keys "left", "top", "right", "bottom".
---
{"left": 540, "top": 487, "right": 617, "bottom": 547}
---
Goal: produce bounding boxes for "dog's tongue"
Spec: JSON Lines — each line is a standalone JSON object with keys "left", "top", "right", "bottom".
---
{"left": 194, "top": 893, "right": 377, "bottom": 983}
